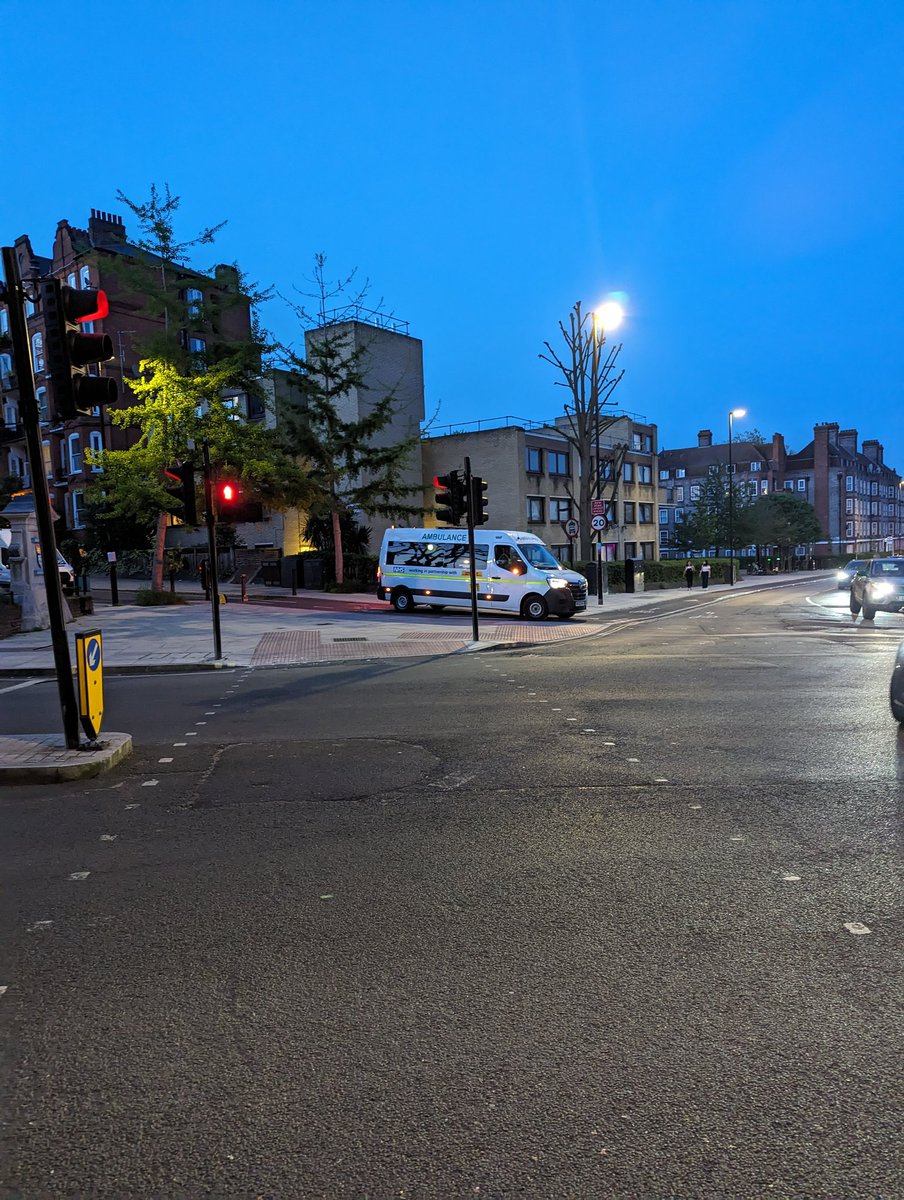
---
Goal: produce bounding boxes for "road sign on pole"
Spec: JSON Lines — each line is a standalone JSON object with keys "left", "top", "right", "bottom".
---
{"left": 75, "top": 630, "right": 104, "bottom": 740}
{"left": 563, "top": 517, "right": 580, "bottom": 539}
{"left": 591, "top": 499, "right": 606, "bottom": 517}
{"left": 591, "top": 515, "right": 608, "bottom": 532}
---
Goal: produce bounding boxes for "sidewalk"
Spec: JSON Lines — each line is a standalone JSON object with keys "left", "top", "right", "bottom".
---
{"left": 0, "top": 570, "right": 830, "bottom": 782}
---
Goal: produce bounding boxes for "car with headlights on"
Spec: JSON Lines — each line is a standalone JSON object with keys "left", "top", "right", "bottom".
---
{"left": 850, "top": 558, "right": 904, "bottom": 620}
{"left": 890, "top": 642, "right": 904, "bottom": 724}
{"left": 836, "top": 559, "right": 866, "bottom": 589}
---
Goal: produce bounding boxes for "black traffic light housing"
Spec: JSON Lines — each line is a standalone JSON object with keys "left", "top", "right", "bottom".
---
{"left": 469, "top": 475, "right": 489, "bottom": 525}
{"left": 39, "top": 279, "right": 118, "bottom": 420}
{"left": 163, "top": 462, "right": 198, "bottom": 525}
{"left": 434, "top": 470, "right": 466, "bottom": 525}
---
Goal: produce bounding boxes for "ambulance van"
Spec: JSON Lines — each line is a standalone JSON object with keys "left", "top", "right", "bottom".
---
{"left": 377, "top": 527, "right": 588, "bottom": 619}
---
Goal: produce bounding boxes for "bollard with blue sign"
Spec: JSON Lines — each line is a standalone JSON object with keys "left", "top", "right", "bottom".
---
{"left": 75, "top": 630, "right": 104, "bottom": 741}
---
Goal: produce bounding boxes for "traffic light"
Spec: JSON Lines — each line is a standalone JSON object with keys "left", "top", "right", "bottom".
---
{"left": 39, "top": 279, "right": 118, "bottom": 420}
{"left": 163, "top": 462, "right": 198, "bottom": 525}
{"left": 219, "top": 481, "right": 238, "bottom": 505}
{"left": 469, "top": 475, "right": 489, "bottom": 525}
{"left": 434, "top": 470, "right": 466, "bottom": 525}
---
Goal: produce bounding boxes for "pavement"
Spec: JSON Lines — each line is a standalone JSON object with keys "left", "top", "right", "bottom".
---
{"left": 0, "top": 569, "right": 831, "bottom": 781}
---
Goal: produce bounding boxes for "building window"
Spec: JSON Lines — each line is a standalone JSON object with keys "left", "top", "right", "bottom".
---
{"left": 659, "top": 507, "right": 670, "bottom": 524}
{"left": 675, "top": 468, "right": 686, "bottom": 479}
{"left": 797, "top": 479, "right": 806, "bottom": 492}
{"left": 690, "top": 485, "right": 701, "bottom": 500}
{"left": 188, "top": 336, "right": 206, "bottom": 354}
{"left": 552, "top": 542, "right": 573, "bottom": 565}
{"left": 548, "top": 451, "right": 569, "bottom": 476}
{"left": 59, "top": 439, "right": 69, "bottom": 476}
{"left": 72, "top": 491, "right": 86, "bottom": 529}
{"left": 35, "top": 387, "right": 48, "bottom": 420}
{"left": 527, "top": 496, "right": 545, "bottom": 524}
{"left": 525, "top": 447, "right": 543, "bottom": 473}
{"left": 623, "top": 462, "right": 634, "bottom": 483}
{"left": 643, "top": 434, "right": 653, "bottom": 452}
{"left": 89, "top": 430, "right": 103, "bottom": 471}
{"left": 624, "top": 542, "right": 637, "bottom": 558}
{"left": 638, "top": 503, "right": 653, "bottom": 524}
{"left": 67, "top": 272, "right": 77, "bottom": 289}
{"left": 550, "top": 498, "right": 572, "bottom": 522}
{"left": 750, "top": 460, "right": 761, "bottom": 472}
{"left": 675, "top": 486, "right": 685, "bottom": 503}
{"left": 185, "top": 287, "right": 203, "bottom": 316}
{"left": 632, "top": 433, "right": 642, "bottom": 451}
{"left": 0, "top": 308, "right": 8, "bottom": 334}
{"left": 3, "top": 402, "right": 16, "bottom": 431}
{"left": 846, "top": 475, "right": 854, "bottom": 492}
{"left": 640, "top": 542, "right": 655, "bottom": 560}
{"left": 638, "top": 464, "right": 652, "bottom": 484}
{"left": 659, "top": 530, "right": 670, "bottom": 546}
{"left": 68, "top": 433, "right": 81, "bottom": 473}
{"left": 659, "top": 468, "right": 671, "bottom": 481}
{"left": 761, "top": 481, "right": 769, "bottom": 494}
{"left": 31, "top": 332, "right": 44, "bottom": 373}
{"left": 623, "top": 501, "right": 636, "bottom": 523}
{"left": 784, "top": 480, "right": 794, "bottom": 491}
{"left": 79, "top": 266, "right": 91, "bottom": 289}
{"left": 747, "top": 483, "right": 758, "bottom": 499}
{"left": 0, "top": 352, "right": 12, "bottom": 384}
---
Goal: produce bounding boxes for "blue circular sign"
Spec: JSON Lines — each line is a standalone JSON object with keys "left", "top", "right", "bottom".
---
{"left": 86, "top": 638, "right": 101, "bottom": 671}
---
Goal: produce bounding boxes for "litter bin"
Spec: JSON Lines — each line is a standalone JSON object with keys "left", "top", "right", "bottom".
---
{"left": 624, "top": 558, "right": 645, "bottom": 593}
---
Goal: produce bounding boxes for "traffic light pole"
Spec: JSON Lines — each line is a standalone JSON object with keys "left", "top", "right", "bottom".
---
{"left": 464, "top": 456, "right": 479, "bottom": 643}
{"left": 202, "top": 439, "right": 223, "bottom": 661}
{"left": 2, "top": 246, "right": 81, "bottom": 748}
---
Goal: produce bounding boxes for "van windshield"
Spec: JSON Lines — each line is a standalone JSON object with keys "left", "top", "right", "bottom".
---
{"left": 518, "top": 543, "right": 561, "bottom": 570}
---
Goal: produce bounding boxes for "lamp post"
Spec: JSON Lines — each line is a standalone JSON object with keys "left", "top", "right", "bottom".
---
{"left": 591, "top": 301, "right": 624, "bottom": 603}
{"left": 727, "top": 407, "right": 746, "bottom": 585}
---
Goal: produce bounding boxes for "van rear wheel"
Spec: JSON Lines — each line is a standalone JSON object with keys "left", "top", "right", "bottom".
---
{"left": 523, "top": 595, "right": 548, "bottom": 621}
{"left": 392, "top": 588, "right": 415, "bottom": 613}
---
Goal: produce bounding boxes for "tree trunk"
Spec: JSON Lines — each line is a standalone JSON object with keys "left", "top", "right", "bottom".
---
{"left": 151, "top": 511, "right": 167, "bottom": 592}
{"left": 332, "top": 508, "right": 344, "bottom": 585}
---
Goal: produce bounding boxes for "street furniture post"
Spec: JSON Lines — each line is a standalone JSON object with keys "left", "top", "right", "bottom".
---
{"left": 202, "top": 439, "right": 223, "bottom": 661}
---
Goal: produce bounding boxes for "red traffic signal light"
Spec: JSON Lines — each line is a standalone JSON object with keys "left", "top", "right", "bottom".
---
{"left": 220, "top": 482, "right": 237, "bottom": 503}
{"left": 163, "top": 462, "right": 198, "bottom": 525}
{"left": 39, "top": 279, "right": 118, "bottom": 420}
{"left": 434, "top": 470, "right": 465, "bottom": 525}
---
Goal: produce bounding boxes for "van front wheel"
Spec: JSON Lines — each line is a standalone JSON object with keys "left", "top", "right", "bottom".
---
{"left": 392, "top": 588, "right": 415, "bottom": 613}
{"left": 523, "top": 595, "right": 548, "bottom": 621}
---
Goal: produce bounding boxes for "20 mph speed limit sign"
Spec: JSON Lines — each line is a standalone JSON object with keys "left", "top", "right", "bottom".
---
{"left": 591, "top": 515, "right": 608, "bottom": 532}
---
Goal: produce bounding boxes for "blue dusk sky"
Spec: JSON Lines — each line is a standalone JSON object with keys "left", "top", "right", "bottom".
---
{"left": 5, "top": 0, "right": 903, "bottom": 466}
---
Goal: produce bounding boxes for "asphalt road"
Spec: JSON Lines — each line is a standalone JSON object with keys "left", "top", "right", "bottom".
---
{"left": 2, "top": 579, "right": 902, "bottom": 1198}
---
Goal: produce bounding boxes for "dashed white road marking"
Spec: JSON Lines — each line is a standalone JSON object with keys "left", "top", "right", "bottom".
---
{"left": 158, "top": 757, "right": 173, "bottom": 763}
{"left": 100, "top": 834, "right": 117, "bottom": 842}
{"left": 689, "top": 804, "right": 702, "bottom": 810}
{"left": 173, "top": 742, "right": 187, "bottom": 747}
{"left": 566, "top": 718, "right": 578, "bottom": 722}
{"left": 125, "top": 803, "right": 140, "bottom": 810}
{"left": 552, "top": 707, "right": 562, "bottom": 711}
{"left": 730, "top": 835, "right": 744, "bottom": 842}
{"left": 27, "top": 920, "right": 53, "bottom": 932}
{"left": 0, "top": 986, "right": 7, "bottom": 997}
{"left": 582, "top": 728, "right": 597, "bottom": 733}
{"left": 69, "top": 872, "right": 90, "bottom": 881}
{"left": 205, "top": 711, "right": 216, "bottom": 715}
{"left": 142, "top": 779, "right": 159, "bottom": 787}
{"left": 603, "top": 741, "right": 616, "bottom": 746}
{"left": 627, "top": 757, "right": 640, "bottom": 763}
{"left": 185, "top": 732, "right": 198, "bottom": 737}
{"left": 781, "top": 872, "right": 801, "bottom": 882}
{"left": 195, "top": 722, "right": 207, "bottom": 726}
{"left": 654, "top": 778, "right": 669, "bottom": 783}
{"left": 844, "top": 922, "right": 871, "bottom": 935}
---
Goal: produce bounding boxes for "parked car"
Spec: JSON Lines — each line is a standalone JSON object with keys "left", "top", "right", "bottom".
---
{"left": 836, "top": 559, "right": 866, "bottom": 590}
{"left": 891, "top": 642, "right": 904, "bottom": 724}
{"left": 850, "top": 558, "right": 904, "bottom": 620}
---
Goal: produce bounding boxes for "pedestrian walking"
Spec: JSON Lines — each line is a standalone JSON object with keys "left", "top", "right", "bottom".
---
{"left": 684, "top": 563, "right": 695, "bottom": 589}
{"left": 700, "top": 560, "right": 711, "bottom": 589}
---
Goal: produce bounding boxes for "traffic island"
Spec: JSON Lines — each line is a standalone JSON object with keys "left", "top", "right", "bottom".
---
{"left": 0, "top": 732, "right": 133, "bottom": 785}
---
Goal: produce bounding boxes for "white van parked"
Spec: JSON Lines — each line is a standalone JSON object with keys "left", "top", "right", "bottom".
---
{"left": 377, "top": 527, "right": 588, "bottom": 619}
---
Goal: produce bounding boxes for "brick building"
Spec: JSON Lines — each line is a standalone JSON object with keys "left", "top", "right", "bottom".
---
{"left": 658, "top": 423, "right": 903, "bottom": 558}
{"left": 1, "top": 207, "right": 254, "bottom": 539}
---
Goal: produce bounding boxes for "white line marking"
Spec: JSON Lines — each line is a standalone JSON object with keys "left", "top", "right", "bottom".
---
{"left": 627, "top": 757, "right": 640, "bottom": 762}
{"left": 781, "top": 872, "right": 800, "bottom": 882}
{"left": 566, "top": 718, "right": 578, "bottom": 722}
{"left": 582, "top": 728, "right": 597, "bottom": 733}
{"left": 205, "top": 711, "right": 216, "bottom": 715}
{"left": 142, "top": 780, "right": 159, "bottom": 787}
{"left": 28, "top": 920, "right": 53, "bottom": 931}
{"left": 0, "top": 678, "right": 46, "bottom": 695}
{"left": 603, "top": 741, "right": 616, "bottom": 746}
{"left": 0, "top": 986, "right": 7, "bottom": 996}
{"left": 69, "top": 871, "right": 90, "bottom": 881}
{"left": 195, "top": 722, "right": 207, "bottom": 726}
{"left": 173, "top": 742, "right": 187, "bottom": 746}
{"left": 185, "top": 732, "right": 198, "bottom": 737}
{"left": 730, "top": 835, "right": 744, "bottom": 842}
{"left": 844, "top": 921, "right": 871, "bottom": 935}
{"left": 689, "top": 804, "right": 702, "bottom": 810}
{"left": 552, "top": 707, "right": 562, "bottom": 711}
{"left": 100, "top": 834, "right": 117, "bottom": 842}
{"left": 654, "top": 778, "right": 669, "bottom": 783}
{"left": 158, "top": 757, "right": 173, "bottom": 763}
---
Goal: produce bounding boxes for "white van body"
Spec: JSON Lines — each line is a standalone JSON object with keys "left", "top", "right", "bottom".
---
{"left": 377, "top": 528, "right": 588, "bottom": 619}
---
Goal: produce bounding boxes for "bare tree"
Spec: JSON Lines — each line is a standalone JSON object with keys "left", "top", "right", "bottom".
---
{"left": 539, "top": 300, "right": 625, "bottom": 559}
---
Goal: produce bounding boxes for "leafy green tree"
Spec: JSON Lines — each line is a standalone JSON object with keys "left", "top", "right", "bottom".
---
{"left": 743, "top": 492, "right": 823, "bottom": 567}
{"left": 733, "top": 427, "right": 768, "bottom": 444}
{"left": 89, "top": 184, "right": 305, "bottom": 589}
{"left": 277, "top": 256, "right": 423, "bottom": 584}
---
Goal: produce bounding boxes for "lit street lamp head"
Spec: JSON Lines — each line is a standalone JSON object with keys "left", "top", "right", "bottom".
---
{"left": 593, "top": 300, "right": 624, "bottom": 331}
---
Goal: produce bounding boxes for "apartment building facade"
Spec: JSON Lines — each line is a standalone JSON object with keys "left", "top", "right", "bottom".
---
{"left": 0, "top": 208, "right": 254, "bottom": 539}
{"left": 420, "top": 413, "right": 660, "bottom": 563}
{"left": 658, "top": 422, "right": 903, "bottom": 558}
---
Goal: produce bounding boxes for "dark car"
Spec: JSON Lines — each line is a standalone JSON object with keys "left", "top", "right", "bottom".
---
{"left": 836, "top": 559, "right": 866, "bottom": 590}
{"left": 850, "top": 558, "right": 904, "bottom": 620}
{"left": 891, "top": 642, "right": 904, "bottom": 724}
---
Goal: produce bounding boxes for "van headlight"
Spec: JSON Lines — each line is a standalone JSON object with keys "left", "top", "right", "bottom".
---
{"left": 836, "top": 570, "right": 848, "bottom": 580}
{"left": 547, "top": 576, "right": 569, "bottom": 588}
{"left": 870, "top": 581, "right": 893, "bottom": 598}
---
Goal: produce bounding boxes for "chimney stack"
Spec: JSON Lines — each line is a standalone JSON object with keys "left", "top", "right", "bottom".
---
{"left": 698, "top": 429, "right": 713, "bottom": 448}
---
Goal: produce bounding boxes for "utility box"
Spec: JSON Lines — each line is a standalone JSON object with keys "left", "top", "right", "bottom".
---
{"left": 624, "top": 558, "right": 645, "bottom": 593}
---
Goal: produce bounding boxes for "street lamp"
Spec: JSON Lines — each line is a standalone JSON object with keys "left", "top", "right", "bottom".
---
{"left": 591, "top": 300, "right": 624, "bottom": 604}
{"left": 727, "top": 407, "right": 747, "bottom": 584}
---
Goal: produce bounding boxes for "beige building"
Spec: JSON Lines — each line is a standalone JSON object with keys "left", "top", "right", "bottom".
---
{"left": 420, "top": 414, "right": 660, "bottom": 563}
